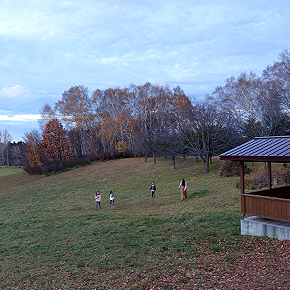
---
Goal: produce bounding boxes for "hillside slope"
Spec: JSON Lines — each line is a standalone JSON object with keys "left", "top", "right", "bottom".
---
{"left": 1, "top": 157, "right": 289, "bottom": 289}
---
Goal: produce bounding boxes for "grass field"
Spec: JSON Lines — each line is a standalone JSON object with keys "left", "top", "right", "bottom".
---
{"left": 1, "top": 157, "right": 290, "bottom": 289}
{"left": 0, "top": 166, "right": 23, "bottom": 176}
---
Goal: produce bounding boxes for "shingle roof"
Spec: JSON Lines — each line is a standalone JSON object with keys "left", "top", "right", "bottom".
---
{"left": 219, "top": 136, "right": 290, "bottom": 162}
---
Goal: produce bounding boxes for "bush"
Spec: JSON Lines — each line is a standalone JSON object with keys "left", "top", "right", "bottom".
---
{"left": 283, "top": 170, "right": 290, "bottom": 184}
{"left": 23, "top": 165, "right": 43, "bottom": 175}
{"left": 24, "top": 151, "right": 122, "bottom": 175}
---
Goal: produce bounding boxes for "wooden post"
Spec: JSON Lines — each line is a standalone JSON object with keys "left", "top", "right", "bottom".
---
{"left": 240, "top": 161, "right": 245, "bottom": 214}
{"left": 240, "top": 161, "right": 244, "bottom": 194}
{"left": 267, "top": 162, "right": 272, "bottom": 189}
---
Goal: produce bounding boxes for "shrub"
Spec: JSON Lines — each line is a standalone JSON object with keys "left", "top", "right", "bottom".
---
{"left": 283, "top": 170, "right": 290, "bottom": 184}
{"left": 24, "top": 151, "right": 122, "bottom": 175}
{"left": 23, "top": 165, "right": 42, "bottom": 175}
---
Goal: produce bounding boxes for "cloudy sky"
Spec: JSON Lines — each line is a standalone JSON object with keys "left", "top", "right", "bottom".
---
{"left": 1, "top": 0, "right": 290, "bottom": 141}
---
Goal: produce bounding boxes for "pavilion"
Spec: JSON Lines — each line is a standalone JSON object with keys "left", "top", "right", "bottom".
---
{"left": 220, "top": 136, "right": 290, "bottom": 239}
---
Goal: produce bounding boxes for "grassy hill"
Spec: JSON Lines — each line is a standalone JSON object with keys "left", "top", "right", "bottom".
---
{"left": 0, "top": 166, "right": 23, "bottom": 177}
{"left": 1, "top": 157, "right": 289, "bottom": 289}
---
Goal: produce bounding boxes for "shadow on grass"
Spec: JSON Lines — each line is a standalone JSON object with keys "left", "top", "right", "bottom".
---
{"left": 188, "top": 189, "right": 210, "bottom": 198}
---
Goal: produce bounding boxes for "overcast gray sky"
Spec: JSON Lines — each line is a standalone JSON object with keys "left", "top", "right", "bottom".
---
{"left": 1, "top": 0, "right": 290, "bottom": 141}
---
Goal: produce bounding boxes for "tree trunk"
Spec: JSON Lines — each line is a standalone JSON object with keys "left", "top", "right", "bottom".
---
{"left": 200, "top": 154, "right": 210, "bottom": 173}
{"left": 204, "top": 158, "right": 209, "bottom": 173}
{"left": 172, "top": 155, "right": 176, "bottom": 169}
{"left": 6, "top": 144, "right": 9, "bottom": 166}
{"left": 192, "top": 155, "right": 198, "bottom": 170}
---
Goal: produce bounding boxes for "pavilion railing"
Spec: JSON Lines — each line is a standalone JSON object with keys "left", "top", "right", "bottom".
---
{"left": 241, "top": 186, "right": 290, "bottom": 222}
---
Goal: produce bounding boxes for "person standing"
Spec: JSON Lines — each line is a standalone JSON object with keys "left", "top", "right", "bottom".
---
{"left": 149, "top": 182, "right": 156, "bottom": 198}
{"left": 179, "top": 179, "right": 187, "bottom": 201}
{"left": 95, "top": 191, "right": 101, "bottom": 210}
{"left": 109, "top": 190, "right": 115, "bottom": 204}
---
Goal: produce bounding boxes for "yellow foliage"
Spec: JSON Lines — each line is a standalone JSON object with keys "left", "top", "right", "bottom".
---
{"left": 25, "top": 145, "right": 43, "bottom": 168}
{"left": 115, "top": 141, "right": 129, "bottom": 154}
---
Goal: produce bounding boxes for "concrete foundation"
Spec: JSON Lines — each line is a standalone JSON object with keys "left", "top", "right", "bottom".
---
{"left": 241, "top": 216, "right": 290, "bottom": 240}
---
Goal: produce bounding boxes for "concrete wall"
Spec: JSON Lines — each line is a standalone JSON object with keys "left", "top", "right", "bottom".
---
{"left": 241, "top": 216, "right": 290, "bottom": 240}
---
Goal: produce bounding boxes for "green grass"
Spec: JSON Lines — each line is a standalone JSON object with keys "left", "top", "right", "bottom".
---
{"left": 0, "top": 166, "right": 23, "bottom": 176}
{"left": 0, "top": 157, "right": 244, "bottom": 288}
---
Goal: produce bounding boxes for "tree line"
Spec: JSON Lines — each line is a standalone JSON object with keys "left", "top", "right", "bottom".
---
{"left": 2, "top": 50, "right": 290, "bottom": 173}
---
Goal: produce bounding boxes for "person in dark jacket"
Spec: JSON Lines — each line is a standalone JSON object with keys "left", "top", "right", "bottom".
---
{"left": 148, "top": 182, "right": 156, "bottom": 198}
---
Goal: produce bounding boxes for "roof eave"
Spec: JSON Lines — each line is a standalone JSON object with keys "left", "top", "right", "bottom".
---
{"left": 219, "top": 155, "right": 290, "bottom": 162}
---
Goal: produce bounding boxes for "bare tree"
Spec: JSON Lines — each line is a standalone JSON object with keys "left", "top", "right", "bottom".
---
{"left": 130, "top": 83, "right": 176, "bottom": 163}
{"left": 39, "top": 104, "right": 56, "bottom": 131}
{"left": 263, "top": 50, "right": 290, "bottom": 112}
{"left": 55, "top": 86, "right": 94, "bottom": 156}
{"left": 211, "top": 69, "right": 289, "bottom": 140}
{"left": 181, "top": 101, "right": 238, "bottom": 172}
{"left": 0, "top": 129, "right": 13, "bottom": 166}
{"left": 10, "top": 142, "right": 26, "bottom": 166}
{"left": 23, "top": 129, "right": 42, "bottom": 145}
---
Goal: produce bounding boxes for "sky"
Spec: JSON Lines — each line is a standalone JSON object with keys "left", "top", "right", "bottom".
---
{"left": 1, "top": 0, "right": 290, "bottom": 142}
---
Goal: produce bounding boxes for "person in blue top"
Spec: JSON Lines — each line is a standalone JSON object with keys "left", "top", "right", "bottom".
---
{"left": 109, "top": 190, "right": 115, "bottom": 204}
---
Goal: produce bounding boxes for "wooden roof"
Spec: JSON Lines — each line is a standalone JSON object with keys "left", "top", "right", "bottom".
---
{"left": 219, "top": 136, "right": 290, "bottom": 162}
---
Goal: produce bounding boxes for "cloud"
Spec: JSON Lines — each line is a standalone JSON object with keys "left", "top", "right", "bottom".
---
{"left": 0, "top": 114, "right": 40, "bottom": 122}
{"left": 0, "top": 85, "right": 31, "bottom": 99}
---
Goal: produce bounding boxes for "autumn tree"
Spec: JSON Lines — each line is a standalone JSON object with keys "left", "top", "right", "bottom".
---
{"left": 92, "top": 87, "right": 135, "bottom": 156}
{"left": 39, "top": 118, "right": 75, "bottom": 165}
{"left": 24, "top": 133, "right": 43, "bottom": 173}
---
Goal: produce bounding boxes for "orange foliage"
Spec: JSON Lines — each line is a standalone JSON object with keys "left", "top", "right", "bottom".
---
{"left": 25, "top": 133, "right": 43, "bottom": 169}
{"left": 39, "top": 118, "right": 75, "bottom": 163}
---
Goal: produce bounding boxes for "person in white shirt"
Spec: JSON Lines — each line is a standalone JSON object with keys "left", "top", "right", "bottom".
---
{"left": 178, "top": 179, "right": 187, "bottom": 201}
{"left": 95, "top": 191, "right": 101, "bottom": 210}
{"left": 109, "top": 190, "right": 115, "bottom": 204}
